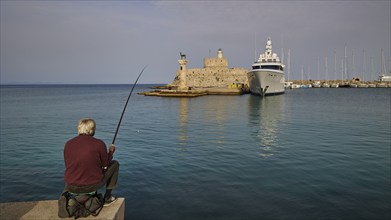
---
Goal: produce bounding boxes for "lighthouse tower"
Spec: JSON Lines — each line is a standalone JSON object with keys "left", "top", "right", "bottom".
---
{"left": 217, "top": 48, "right": 223, "bottom": 59}
{"left": 178, "top": 53, "right": 188, "bottom": 90}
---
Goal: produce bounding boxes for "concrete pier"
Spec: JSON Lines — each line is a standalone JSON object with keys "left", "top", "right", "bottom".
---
{"left": 0, "top": 198, "right": 125, "bottom": 220}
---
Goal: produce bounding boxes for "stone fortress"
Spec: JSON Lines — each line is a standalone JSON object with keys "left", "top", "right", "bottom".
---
{"left": 168, "top": 49, "right": 249, "bottom": 89}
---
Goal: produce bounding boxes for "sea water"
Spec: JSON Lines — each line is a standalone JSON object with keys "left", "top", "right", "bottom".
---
{"left": 0, "top": 85, "right": 390, "bottom": 220}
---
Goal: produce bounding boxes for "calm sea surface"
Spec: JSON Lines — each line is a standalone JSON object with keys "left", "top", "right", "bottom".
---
{"left": 1, "top": 84, "right": 390, "bottom": 220}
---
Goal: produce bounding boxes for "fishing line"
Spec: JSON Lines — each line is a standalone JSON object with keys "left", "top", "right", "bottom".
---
{"left": 112, "top": 65, "right": 147, "bottom": 145}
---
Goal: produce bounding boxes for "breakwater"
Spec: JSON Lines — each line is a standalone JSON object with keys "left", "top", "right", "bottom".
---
{"left": 287, "top": 80, "right": 391, "bottom": 88}
{"left": 139, "top": 86, "right": 247, "bottom": 97}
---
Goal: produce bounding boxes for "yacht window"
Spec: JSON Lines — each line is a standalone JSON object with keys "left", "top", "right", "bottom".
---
{"left": 261, "top": 65, "right": 280, "bottom": 70}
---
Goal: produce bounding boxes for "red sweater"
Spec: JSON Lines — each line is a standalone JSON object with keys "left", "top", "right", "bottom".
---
{"left": 64, "top": 135, "right": 112, "bottom": 186}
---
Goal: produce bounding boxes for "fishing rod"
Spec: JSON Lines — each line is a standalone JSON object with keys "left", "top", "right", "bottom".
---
{"left": 111, "top": 65, "right": 147, "bottom": 145}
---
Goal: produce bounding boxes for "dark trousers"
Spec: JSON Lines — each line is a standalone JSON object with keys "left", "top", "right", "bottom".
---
{"left": 65, "top": 160, "right": 119, "bottom": 193}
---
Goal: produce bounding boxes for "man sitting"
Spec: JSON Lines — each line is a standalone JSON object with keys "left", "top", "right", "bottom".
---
{"left": 63, "top": 118, "right": 119, "bottom": 206}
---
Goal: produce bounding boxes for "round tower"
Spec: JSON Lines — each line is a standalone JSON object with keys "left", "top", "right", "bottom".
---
{"left": 217, "top": 48, "right": 223, "bottom": 59}
{"left": 178, "top": 53, "right": 188, "bottom": 90}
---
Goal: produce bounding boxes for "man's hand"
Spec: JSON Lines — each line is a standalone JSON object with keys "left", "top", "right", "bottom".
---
{"left": 109, "top": 144, "right": 116, "bottom": 154}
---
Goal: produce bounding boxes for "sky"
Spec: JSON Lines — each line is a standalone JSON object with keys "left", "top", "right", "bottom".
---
{"left": 1, "top": 0, "right": 390, "bottom": 84}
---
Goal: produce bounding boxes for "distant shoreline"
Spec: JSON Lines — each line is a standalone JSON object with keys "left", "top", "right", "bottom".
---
{"left": 0, "top": 83, "right": 166, "bottom": 87}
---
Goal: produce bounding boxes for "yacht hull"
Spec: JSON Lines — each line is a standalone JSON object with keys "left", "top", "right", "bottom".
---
{"left": 247, "top": 70, "right": 285, "bottom": 96}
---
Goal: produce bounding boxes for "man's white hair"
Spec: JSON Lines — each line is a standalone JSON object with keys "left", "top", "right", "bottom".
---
{"left": 77, "top": 118, "right": 96, "bottom": 136}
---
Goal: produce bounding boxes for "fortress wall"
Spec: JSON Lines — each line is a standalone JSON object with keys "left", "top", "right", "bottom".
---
{"left": 170, "top": 49, "right": 249, "bottom": 88}
{"left": 173, "top": 67, "right": 249, "bottom": 88}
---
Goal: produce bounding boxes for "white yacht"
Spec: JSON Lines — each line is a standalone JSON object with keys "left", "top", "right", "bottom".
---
{"left": 378, "top": 74, "right": 391, "bottom": 82}
{"left": 247, "top": 37, "right": 285, "bottom": 96}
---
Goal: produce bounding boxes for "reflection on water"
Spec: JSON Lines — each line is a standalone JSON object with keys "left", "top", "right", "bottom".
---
{"left": 177, "top": 95, "right": 245, "bottom": 149}
{"left": 200, "top": 96, "right": 244, "bottom": 148}
{"left": 248, "top": 95, "right": 286, "bottom": 157}
{"left": 2, "top": 86, "right": 390, "bottom": 219}
{"left": 202, "top": 97, "right": 230, "bottom": 147}
{"left": 179, "top": 98, "right": 188, "bottom": 145}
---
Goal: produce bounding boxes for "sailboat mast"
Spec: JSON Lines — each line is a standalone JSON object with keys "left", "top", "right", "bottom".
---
{"left": 317, "top": 57, "right": 320, "bottom": 80}
{"left": 362, "top": 49, "right": 366, "bottom": 81}
{"left": 370, "top": 56, "right": 374, "bottom": 80}
{"left": 344, "top": 44, "right": 348, "bottom": 80}
{"left": 325, "top": 56, "right": 328, "bottom": 81}
{"left": 352, "top": 49, "right": 355, "bottom": 78}
{"left": 381, "top": 48, "right": 386, "bottom": 74}
{"left": 287, "top": 48, "right": 291, "bottom": 81}
{"left": 341, "top": 58, "right": 344, "bottom": 82}
{"left": 334, "top": 50, "right": 337, "bottom": 82}
{"left": 281, "top": 33, "right": 284, "bottom": 66}
{"left": 254, "top": 32, "right": 257, "bottom": 62}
